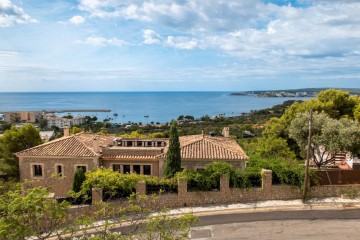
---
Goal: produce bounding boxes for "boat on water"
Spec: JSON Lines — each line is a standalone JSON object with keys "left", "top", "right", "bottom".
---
{"left": 113, "top": 113, "right": 118, "bottom": 116}
{"left": 144, "top": 115, "right": 149, "bottom": 118}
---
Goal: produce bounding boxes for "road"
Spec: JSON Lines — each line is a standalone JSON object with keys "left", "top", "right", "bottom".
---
{"left": 190, "top": 209, "right": 360, "bottom": 239}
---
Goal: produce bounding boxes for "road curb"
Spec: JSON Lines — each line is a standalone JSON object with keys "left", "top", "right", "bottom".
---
{"left": 191, "top": 202, "right": 360, "bottom": 217}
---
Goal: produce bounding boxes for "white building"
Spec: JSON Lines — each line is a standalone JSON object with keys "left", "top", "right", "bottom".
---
{"left": 39, "top": 131, "right": 55, "bottom": 142}
{"left": 45, "top": 115, "right": 84, "bottom": 128}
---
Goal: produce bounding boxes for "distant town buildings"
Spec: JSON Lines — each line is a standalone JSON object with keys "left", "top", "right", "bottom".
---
{"left": 39, "top": 130, "right": 55, "bottom": 142}
{"left": 44, "top": 114, "right": 85, "bottom": 128}
{"left": 258, "top": 91, "right": 311, "bottom": 97}
{"left": 3, "top": 111, "right": 40, "bottom": 123}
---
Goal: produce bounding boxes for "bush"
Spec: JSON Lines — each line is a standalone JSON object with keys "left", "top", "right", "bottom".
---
{"left": 80, "top": 168, "right": 179, "bottom": 200}
{"left": 246, "top": 155, "right": 305, "bottom": 188}
{"left": 145, "top": 177, "right": 178, "bottom": 194}
{"left": 230, "top": 171, "right": 262, "bottom": 189}
{"left": 178, "top": 162, "right": 262, "bottom": 191}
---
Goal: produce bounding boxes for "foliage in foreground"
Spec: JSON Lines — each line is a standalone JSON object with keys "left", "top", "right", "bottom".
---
{"left": 0, "top": 187, "right": 198, "bottom": 240}
{"left": 0, "top": 187, "right": 71, "bottom": 240}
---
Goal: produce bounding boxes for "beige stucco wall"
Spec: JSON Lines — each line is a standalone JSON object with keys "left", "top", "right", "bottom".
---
{"left": 19, "top": 156, "right": 100, "bottom": 197}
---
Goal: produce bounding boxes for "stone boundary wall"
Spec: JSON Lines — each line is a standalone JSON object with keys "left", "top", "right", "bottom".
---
{"left": 91, "top": 169, "right": 360, "bottom": 207}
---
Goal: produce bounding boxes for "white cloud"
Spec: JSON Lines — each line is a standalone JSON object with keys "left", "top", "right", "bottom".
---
{"left": 143, "top": 29, "right": 162, "bottom": 44}
{"left": 142, "top": 29, "right": 198, "bottom": 50}
{"left": 77, "top": 36, "right": 127, "bottom": 46}
{"left": 165, "top": 36, "right": 198, "bottom": 50}
{"left": 0, "top": 0, "right": 36, "bottom": 27}
{"left": 69, "top": 15, "right": 85, "bottom": 25}
{"left": 76, "top": 0, "right": 360, "bottom": 61}
{"left": 0, "top": 50, "right": 19, "bottom": 56}
{"left": 78, "top": 0, "right": 263, "bottom": 31}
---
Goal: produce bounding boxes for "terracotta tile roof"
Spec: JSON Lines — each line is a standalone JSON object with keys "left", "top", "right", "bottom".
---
{"left": 75, "top": 133, "right": 114, "bottom": 150}
{"left": 16, "top": 132, "right": 248, "bottom": 161}
{"left": 16, "top": 133, "right": 113, "bottom": 157}
{"left": 161, "top": 134, "right": 248, "bottom": 160}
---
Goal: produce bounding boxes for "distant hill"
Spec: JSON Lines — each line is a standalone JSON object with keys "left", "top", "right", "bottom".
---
{"left": 230, "top": 88, "right": 360, "bottom": 97}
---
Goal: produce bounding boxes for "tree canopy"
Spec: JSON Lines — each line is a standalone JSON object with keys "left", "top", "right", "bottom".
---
{"left": 289, "top": 111, "right": 360, "bottom": 168}
{"left": 0, "top": 124, "right": 42, "bottom": 179}
{"left": 264, "top": 89, "right": 360, "bottom": 139}
{"left": 260, "top": 89, "right": 360, "bottom": 160}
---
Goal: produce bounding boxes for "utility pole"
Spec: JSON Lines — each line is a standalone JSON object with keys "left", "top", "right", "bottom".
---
{"left": 303, "top": 109, "right": 313, "bottom": 203}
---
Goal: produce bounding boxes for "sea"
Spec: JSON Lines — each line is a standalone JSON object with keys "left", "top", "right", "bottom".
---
{"left": 0, "top": 92, "right": 311, "bottom": 124}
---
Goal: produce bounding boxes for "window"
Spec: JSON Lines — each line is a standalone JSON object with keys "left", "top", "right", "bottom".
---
{"left": 123, "top": 165, "right": 131, "bottom": 174}
{"left": 112, "top": 164, "right": 121, "bottom": 172}
{"left": 56, "top": 165, "right": 63, "bottom": 177}
{"left": 143, "top": 165, "right": 151, "bottom": 175}
{"left": 136, "top": 141, "right": 142, "bottom": 147}
{"left": 133, "top": 165, "right": 141, "bottom": 174}
{"left": 76, "top": 165, "right": 87, "bottom": 172}
{"left": 33, "top": 165, "right": 43, "bottom": 177}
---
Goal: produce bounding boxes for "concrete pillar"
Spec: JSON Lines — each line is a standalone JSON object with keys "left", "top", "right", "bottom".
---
{"left": 92, "top": 188, "right": 103, "bottom": 204}
{"left": 136, "top": 181, "right": 146, "bottom": 198}
{"left": 178, "top": 178, "right": 188, "bottom": 195}
{"left": 261, "top": 169, "right": 272, "bottom": 191}
{"left": 220, "top": 174, "right": 230, "bottom": 193}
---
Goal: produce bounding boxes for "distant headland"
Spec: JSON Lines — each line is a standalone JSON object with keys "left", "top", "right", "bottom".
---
{"left": 230, "top": 88, "right": 360, "bottom": 97}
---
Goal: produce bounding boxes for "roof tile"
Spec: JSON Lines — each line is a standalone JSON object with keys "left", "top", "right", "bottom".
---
{"left": 16, "top": 133, "right": 113, "bottom": 157}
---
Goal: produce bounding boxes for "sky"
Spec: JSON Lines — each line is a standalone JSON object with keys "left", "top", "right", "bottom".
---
{"left": 1, "top": 0, "right": 360, "bottom": 92}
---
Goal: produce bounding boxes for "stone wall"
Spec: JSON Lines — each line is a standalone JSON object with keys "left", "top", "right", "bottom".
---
{"left": 92, "top": 169, "right": 360, "bottom": 207}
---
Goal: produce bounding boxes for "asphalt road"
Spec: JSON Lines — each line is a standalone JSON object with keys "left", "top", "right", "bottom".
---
{"left": 191, "top": 209, "right": 360, "bottom": 239}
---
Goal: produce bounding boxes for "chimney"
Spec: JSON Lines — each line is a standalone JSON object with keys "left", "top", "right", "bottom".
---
{"left": 63, "top": 126, "right": 70, "bottom": 137}
{"left": 222, "top": 127, "right": 230, "bottom": 138}
{"left": 93, "top": 136, "right": 99, "bottom": 153}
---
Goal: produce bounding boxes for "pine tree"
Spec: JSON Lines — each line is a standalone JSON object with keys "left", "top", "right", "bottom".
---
{"left": 164, "top": 121, "right": 181, "bottom": 178}
{"left": 0, "top": 124, "right": 42, "bottom": 179}
{"left": 72, "top": 168, "right": 86, "bottom": 193}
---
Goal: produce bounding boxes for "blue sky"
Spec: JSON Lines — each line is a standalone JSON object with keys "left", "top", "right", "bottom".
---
{"left": 1, "top": 0, "right": 360, "bottom": 92}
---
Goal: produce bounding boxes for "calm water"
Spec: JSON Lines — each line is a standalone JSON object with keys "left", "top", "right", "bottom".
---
{"left": 0, "top": 92, "right": 310, "bottom": 124}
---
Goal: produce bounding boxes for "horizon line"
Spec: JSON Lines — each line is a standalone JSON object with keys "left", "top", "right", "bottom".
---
{"left": 0, "top": 87, "right": 354, "bottom": 94}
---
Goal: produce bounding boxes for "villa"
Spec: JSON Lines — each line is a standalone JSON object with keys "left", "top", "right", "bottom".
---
{"left": 16, "top": 127, "right": 248, "bottom": 197}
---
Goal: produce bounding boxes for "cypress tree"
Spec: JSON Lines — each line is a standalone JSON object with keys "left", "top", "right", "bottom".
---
{"left": 72, "top": 168, "right": 86, "bottom": 193}
{"left": 164, "top": 121, "right": 181, "bottom": 178}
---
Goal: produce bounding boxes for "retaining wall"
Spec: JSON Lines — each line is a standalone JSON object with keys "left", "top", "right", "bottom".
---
{"left": 91, "top": 169, "right": 360, "bottom": 207}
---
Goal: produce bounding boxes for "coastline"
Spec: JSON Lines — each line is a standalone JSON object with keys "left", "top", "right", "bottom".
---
{"left": 0, "top": 92, "right": 311, "bottom": 124}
